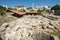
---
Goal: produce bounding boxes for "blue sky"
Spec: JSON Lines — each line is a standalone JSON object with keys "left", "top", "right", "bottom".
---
{"left": 0, "top": 0, "right": 60, "bottom": 7}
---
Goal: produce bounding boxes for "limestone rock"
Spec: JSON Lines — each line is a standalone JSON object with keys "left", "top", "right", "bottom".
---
{"left": 0, "top": 15, "right": 60, "bottom": 40}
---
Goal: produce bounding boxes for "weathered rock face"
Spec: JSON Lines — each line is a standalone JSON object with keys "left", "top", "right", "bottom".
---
{"left": 0, "top": 36, "right": 2, "bottom": 40}
{"left": 0, "top": 15, "right": 60, "bottom": 40}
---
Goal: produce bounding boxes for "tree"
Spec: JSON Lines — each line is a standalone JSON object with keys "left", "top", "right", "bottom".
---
{"left": 51, "top": 4, "right": 60, "bottom": 10}
{"left": 8, "top": 8, "right": 14, "bottom": 10}
{"left": 37, "top": 9, "right": 42, "bottom": 15}
{"left": 0, "top": 6, "right": 6, "bottom": 10}
{"left": 18, "top": 9, "right": 26, "bottom": 12}
{"left": 30, "top": 9, "right": 34, "bottom": 11}
{"left": 51, "top": 5, "right": 60, "bottom": 15}
{"left": 0, "top": 10, "right": 6, "bottom": 16}
{"left": 0, "top": 6, "right": 6, "bottom": 16}
{"left": 27, "top": 7, "right": 32, "bottom": 10}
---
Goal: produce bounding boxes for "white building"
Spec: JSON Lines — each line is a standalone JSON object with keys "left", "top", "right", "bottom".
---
{"left": 35, "top": 6, "right": 44, "bottom": 10}
{"left": 35, "top": 6, "right": 51, "bottom": 10}
{"left": 13, "top": 6, "right": 27, "bottom": 11}
{"left": 44, "top": 6, "right": 51, "bottom": 10}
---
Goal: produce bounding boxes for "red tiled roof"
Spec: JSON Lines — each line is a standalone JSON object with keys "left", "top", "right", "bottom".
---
{"left": 8, "top": 10, "right": 37, "bottom": 15}
{"left": 10, "top": 10, "right": 26, "bottom": 15}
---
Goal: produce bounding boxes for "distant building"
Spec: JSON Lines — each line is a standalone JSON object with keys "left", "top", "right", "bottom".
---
{"left": 13, "top": 6, "right": 27, "bottom": 11}
{"left": 35, "top": 6, "right": 51, "bottom": 10}
{"left": 44, "top": 6, "right": 51, "bottom": 10}
{"left": 35, "top": 6, "right": 44, "bottom": 10}
{"left": 12, "top": 5, "right": 51, "bottom": 13}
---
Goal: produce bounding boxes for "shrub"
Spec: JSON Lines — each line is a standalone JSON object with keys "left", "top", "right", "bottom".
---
{"left": 8, "top": 8, "right": 14, "bottom": 10}
{"left": 0, "top": 6, "right": 6, "bottom": 16}
{"left": 51, "top": 4, "right": 60, "bottom": 10}
{"left": 27, "top": 7, "right": 32, "bottom": 10}
{"left": 0, "top": 6, "right": 6, "bottom": 10}
{"left": 18, "top": 9, "right": 26, "bottom": 12}
{"left": 0, "top": 10, "right": 6, "bottom": 16}
{"left": 45, "top": 10, "right": 53, "bottom": 14}
{"left": 51, "top": 5, "right": 60, "bottom": 15}
{"left": 37, "top": 9, "right": 43, "bottom": 15}
{"left": 30, "top": 9, "right": 34, "bottom": 11}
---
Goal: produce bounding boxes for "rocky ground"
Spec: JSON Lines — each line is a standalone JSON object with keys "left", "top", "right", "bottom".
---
{"left": 0, "top": 14, "right": 60, "bottom": 40}
{"left": 0, "top": 12, "right": 18, "bottom": 26}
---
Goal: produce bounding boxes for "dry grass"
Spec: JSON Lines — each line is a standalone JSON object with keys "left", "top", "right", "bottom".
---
{"left": 46, "top": 31, "right": 60, "bottom": 40}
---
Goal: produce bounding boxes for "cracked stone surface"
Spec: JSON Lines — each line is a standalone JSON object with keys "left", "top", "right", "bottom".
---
{"left": 0, "top": 15, "right": 60, "bottom": 40}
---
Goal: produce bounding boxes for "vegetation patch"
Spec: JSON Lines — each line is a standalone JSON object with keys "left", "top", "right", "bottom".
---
{"left": 51, "top": 4, "right": 60, "bottom": 10}
{"left": 51, "top": 4, "right": 60, "bottom": 15}
{"left": 37, "top": 9, "right": 44, "bottom": 15}
{"left": 26, "top": 7, "right": 32, "bottom": 10}
{"left": 46, "top": 31, "right": 60, "bottom": 40}
{"left": 30, "top": 9, "right": 34, "bottom": 11}
{"left": 0, "top": 10, "right": 6, "bottom": 16}
{"left": 0, "top": 6, "right": 6, "bottom": 16}
{"left": 8, "top": 8, "right": 14, "bottom": 10}
{"left": 18, "top": 9, "right": 26, "bottom": 12}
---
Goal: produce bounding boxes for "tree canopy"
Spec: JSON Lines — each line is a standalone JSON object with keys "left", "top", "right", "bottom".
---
{"left": 0, "top": 6, "right": 6, "bottom": 10}
{"left": 51, "top": 5, "right": 60, "bottom": 10}
{"left": 0, "top": 6, "right": 6, "bottom": 16}
{"left": 8, "top": 8, "right": 13, "bottom": 10}
{"left": 27, "top": 7, "right": 32, "bottom": 10}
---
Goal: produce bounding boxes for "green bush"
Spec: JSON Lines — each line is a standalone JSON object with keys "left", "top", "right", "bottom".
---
{"left": 0, "top": 10, "right": 6, "bottom": 16}
{"left": 8, "top": 8, "right": 14, "bottom": 10}
{"left": 51, "top": 4, "right": 60, "bottom": 10}
{"left": 18, "top": 9, "right": 26, "bottom": 12}
{"left": 27, "top": 7, "right": 32, "bottom": 10}
{"left": 0, "top": 6, "right": 6, "bottom": 10}
{"left": 0, "top": 6, "right": 6, "bottom": 16}
{"left": 51, "top": 5, "right": 60, "bottom": 15}
{"left": 46, "top": 10, "right": 53, "bottom": 14}
{"left": 30, "top": 9, "right": 34, "bottom": 11}
{"left": 37, "top": 9, "right": 43, "bottom": 15}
